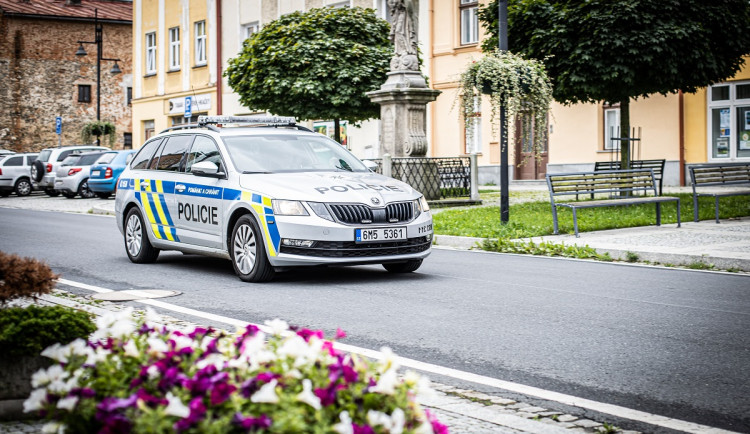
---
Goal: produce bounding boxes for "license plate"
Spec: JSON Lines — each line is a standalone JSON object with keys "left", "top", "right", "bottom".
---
{"left": 355, "top": 227, "right": 406, "bottom": 243}
{"left": 92, "top": 170, "right": 101, "bottom": 177}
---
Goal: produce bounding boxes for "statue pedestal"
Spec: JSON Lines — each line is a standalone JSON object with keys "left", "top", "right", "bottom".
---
{"left": 367, "top": 71, "right": 441, "bottom": 158}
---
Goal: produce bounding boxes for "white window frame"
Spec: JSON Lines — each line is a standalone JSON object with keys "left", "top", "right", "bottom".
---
{"left": 145, "top": 32, "right": 157, "bottom": 74}
{"left": 241, "top": 22, "right": 259, "bottom": 41}
{"left": 465, "top": 96, "right": 482, "bottom": 154}
{"left": 168, "top": 27, "right": 180, "bottom": 70}
{"left": 326, "top": 0, "right": 350, "bottom": 8}
{"left": 707, "top": 81, "right": 750, "bottom": 161}
{"left": 460, "top": 0, "right": 479, "bottom": 45}
{"left": 603, "top": 107, "right": 620, "bottom": 150}
{"left": 195, "top": 21, "right": 207, "bottom": 66}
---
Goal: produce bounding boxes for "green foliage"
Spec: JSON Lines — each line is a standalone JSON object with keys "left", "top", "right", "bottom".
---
{"left": 225, "top": 7, "right": 392, "bottom": 124}
{"left": 0, "top": 251, "right": 58, "bottom": 305}
{"left": 0, "top": 306, "right": 95, "bottom": 357}
{"left": 479, "top": 0, "right": 750, "bottom": 105}
{"left": 625, "top": 251, "right": 640, "bottom": 263}
{"left": 481, "top": 237, "right": 604, "bottom": 260}
{"left": 81, "top": 121, "right": 116, "bottom": 146}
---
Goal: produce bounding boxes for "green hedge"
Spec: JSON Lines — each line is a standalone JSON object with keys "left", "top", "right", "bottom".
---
{"left": 0, "top": 305, "right": 96, "bottom": 358}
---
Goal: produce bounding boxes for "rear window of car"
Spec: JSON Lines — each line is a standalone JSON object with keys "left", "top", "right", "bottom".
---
{"left": 61, "top": 155, "right": 81, "bottom": 166}
{"left": 79, "top": 153, "right": 105, "bottom": 166}
{"left": 96, "top": 152, "right": 118, "bottom": 164}
{"left": 37, "top": 150, "right": 52, "bottom": 162}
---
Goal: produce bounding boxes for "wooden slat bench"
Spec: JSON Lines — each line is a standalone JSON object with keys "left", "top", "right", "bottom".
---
{"left": 689, "top": 163, "right": 750, "bottom": 223}
{"left": 594, "top": 159, "right": 666, "bottom": 195}
{"left": 547, "top": 169, "right": 681, "bottom": 237}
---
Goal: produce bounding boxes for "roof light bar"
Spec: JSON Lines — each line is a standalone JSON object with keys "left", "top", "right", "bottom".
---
{"left": 197, "top": 115, "right": 297, "bottom": 126}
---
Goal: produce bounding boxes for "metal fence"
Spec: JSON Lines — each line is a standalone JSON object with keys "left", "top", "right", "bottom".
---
{"left": 365, "top": 156, "right": 472, "bottom": 200}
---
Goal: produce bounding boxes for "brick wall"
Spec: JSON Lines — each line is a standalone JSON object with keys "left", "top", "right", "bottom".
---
{"left": 0, "top": 15, "right": 132, "bottom": 152}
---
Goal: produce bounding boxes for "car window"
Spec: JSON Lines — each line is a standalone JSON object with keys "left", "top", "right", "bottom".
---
{"left": 222, "top": 134, "right": 368, "bottom": 173}
{"left": 186, "top": 135, "right": 223, "bottom": 173}
{"left": 96, "top": 152, "right": 118, "bottom": 165}
{"left": 37, "top": 150, "right": 52, "bottom": 163}
{"left": 79, "top": 153, "right": 104, "bottom": 165}
{"left": 26, "top": 155, "right": 38, "bottom": 165}
{"left": 156, "top": 135, "right": 192, "bottom": 172}
{"left": 61, "top": 155, "right": 81, "bottom": 166}
{"left": 58, "top": 150, "right": 75, "bottom": 161}
{"left": 3, "top": 156, "right": 23, "bottom": 166}
{"left": 131, "top": 139, "right": 163, "bottom": 170}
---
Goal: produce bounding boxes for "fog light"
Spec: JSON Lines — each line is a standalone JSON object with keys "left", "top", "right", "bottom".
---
{"left": 281, "top": 239, "right": 315, "bottom": 248}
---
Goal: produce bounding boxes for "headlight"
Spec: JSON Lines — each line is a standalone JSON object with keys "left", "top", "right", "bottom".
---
{"left": 272, "top": 200, "right": 309, "bottom": 216}
{"left": 307, "top": 202, "right": 334, "bottom": 221}
{"left": 418, "top": 195, "right": 430, "bottom": 212}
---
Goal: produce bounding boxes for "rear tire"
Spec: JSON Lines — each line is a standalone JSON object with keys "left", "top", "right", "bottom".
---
{"left": 96, "top": 192, "right": 111, "bottom": 199}
{"left": 124, "top": 207, "right": 160, "bottom": 263}
{"left": 78, "top": 178, "right": 95, "bottom": 198}
{"left": 31, "top": 160, "right": 44, "bottom": 182}
{"left": 45, "top": 188, "right": 60, "bottom": 197}
{"left": 14, "top": 178, "right": 32, "bottom": 196}
{"left": 230, "top": 214, "right": 275, "bottom": 282}
{"left": 383, "top": 259, "right": 423, "bottom": 273}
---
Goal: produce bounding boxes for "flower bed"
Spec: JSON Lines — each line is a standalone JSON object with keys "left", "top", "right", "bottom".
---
{"left": 25, "top": 308, "right": 448, "bottom": 433}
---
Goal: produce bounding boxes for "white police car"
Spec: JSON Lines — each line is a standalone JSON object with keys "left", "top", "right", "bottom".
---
{"left": 115, "top": 116, "right": 432, "bottom": 282}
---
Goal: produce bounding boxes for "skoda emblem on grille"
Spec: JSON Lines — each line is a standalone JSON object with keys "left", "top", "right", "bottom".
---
{"left": 371, "top": 197, "right": 381, "bottom": 205}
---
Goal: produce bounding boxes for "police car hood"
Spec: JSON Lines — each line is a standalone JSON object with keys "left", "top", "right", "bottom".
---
{"left": 239, "top": 171, "right": 421, "bottom": 203}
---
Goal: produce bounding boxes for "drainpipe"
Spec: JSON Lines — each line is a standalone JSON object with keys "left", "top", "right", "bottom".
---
{"left": 216, "top": 0, "right": 222, "bottom": 115}
{"left": 679, "top": 90, "right": 685, "bottom": 186}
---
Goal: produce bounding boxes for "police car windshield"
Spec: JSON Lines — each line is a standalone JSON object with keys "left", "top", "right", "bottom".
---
{"left": 222, "top": 134, "right": 369, "bottom": 173}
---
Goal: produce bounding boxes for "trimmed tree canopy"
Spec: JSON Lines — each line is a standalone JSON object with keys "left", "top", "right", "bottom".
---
{"left": 479, "top": 0, "right": 750, "bottom": 105}
{"left": 224, "top": 7, "right": 392, "bottom": 124}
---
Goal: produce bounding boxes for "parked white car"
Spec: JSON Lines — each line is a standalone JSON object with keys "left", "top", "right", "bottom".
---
{"left": 0, "top": 153, "right": 38, "bottom": 197}
{"left": 31, "top": 145, "right": 108, "bottom": 196}
{"left": 115, "top": 116, "right": 433, "bottom": 282}
{"left": 54, "top": 151, "right": 108, "bottom": 198}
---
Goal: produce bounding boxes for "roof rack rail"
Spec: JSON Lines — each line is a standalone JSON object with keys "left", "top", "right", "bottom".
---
{"left": 197, "top": 115, "right": 297, "bottom": 126}
{"left": 159, "top": 123, "right": 220, "bottom": 134}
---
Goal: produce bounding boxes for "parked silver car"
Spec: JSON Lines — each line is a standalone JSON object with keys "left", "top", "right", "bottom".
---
{"left": 54, "top": 151, "right": 108, "bottom": 199}
{"left": 0, "top": 153, "right": 38, "bottom": 197}
{"left": 31, "top": 145, "right": 108, "bottom": 196}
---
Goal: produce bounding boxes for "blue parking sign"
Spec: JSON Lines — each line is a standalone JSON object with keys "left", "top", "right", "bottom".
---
{"left": 184, "top": 97, "right": 192, "bottom": 118}
{"left": 55, "top": 117, "right": 62, "bottom": 135}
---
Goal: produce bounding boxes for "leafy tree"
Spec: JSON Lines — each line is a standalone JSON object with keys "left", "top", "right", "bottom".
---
{"left": 479, "top": 0, "right": 750, "bottom": 168}
{"left": 225, "top": 7, "right": 391, "bottom": 143}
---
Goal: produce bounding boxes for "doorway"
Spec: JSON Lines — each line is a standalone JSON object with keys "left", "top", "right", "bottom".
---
{"left": 514, "top": 112, "right": 548, "bottom": 179}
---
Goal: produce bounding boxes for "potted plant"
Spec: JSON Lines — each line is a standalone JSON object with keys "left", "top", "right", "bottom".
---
{"left": 458, "top": 50, "right": 553, "bottom": 157}
{"left": 81, "top": 121, "right": 116, "bottom": 146}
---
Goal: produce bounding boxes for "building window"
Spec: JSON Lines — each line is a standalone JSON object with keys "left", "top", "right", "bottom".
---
{"left": 169, "top": 27, "right": 180, "bottom": 70}
{"left": 603, "top": 105, "right": 621, "bottom": 150}
{"left": 126, "top": 87, "right": 132, "bottom": 105}
{"left": 460, "top": 0, "right": 479, "bottom": 45}
{"left": 327, "top": 0, "right": 350, "bottom": 7}
{"left": 77, "top": 85, "right": 91, "bottom": 103}
{"left": 708, "top": 81, "right": 750, "bottom": 160}
{"left": 242, "top": 22, "right": 259, "bottom": 41}
{"left": 172, "top": 113, "right": 205, "bottom": 126}
{"left": 464, "top": 96, "right": 481, "bottom": 154}
{"left": 145, "top": 32, "right": 157, "bottom": 74}
{"left": 195, "top": 21, "right": 207, "bottom": 66}
{"left": 143, "top": 120, "right": 155, "bottom": 141}
{"left": 123, "top": 133, "right": 133, "bottom": 149}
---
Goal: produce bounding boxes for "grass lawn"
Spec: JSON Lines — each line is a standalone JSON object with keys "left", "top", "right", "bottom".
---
{"left": 433, "top": 193, "right": 750, "bottom": 239}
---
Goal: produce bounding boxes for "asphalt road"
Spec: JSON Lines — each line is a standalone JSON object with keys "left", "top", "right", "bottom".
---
{"left": 1, "top": 207, "right": 749, "bottom": 432}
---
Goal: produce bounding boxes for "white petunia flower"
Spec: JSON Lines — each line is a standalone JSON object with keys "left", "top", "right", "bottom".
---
{"left": 56, "top": 396, "right": 78, "bottom": 411}
{"left": 164, "top": 392, "right": 190, "bottom": 418}
{"left": 367, "top": 410, "right": 391, "bottom": 428}
{"left": 31, "top": 369, "right": 51, "bottom": 388}
{"left": 24, "top": 388, "right": 47, "bottom": 413}
{"left": 195, "top": 353, "right": 226, "bottom": 371}
{"left": 296, "top": 379, "right": 321, "bottom": 410}
{"left": 123, "top": 340, "right": 140, "bottom": 358}
{"left": 278, "top": 335, "right": 310, "bottom": 359}
{"left": 414, "top": 422, "right": 434, "bottom": 434}
{"left": 264, "top": 318, "right": 289, "bottom": 335}
{"left": 147, "top": 365, "right": 160, "bottom": 380}
{"left": 85, "top": 347, "right": 110, "bottom": 366}
{"left": 250, "top": 379, "right": 279, "bottom": 404}
{"left": 144, "top": 307, "right": 162, "bottom": 324}
{"left": 378, "top": 347, "right": 400, "bottom": 373}
{"left": 170, "top": 334, "right": 194, "bottom": 352}
{"left": 390, "top": 408, "right": 405, "bottom": 434}
{"left": 41, "top": 343, "right": 67, "bottom": 363}
{"left": 370, "top": 367, "right": 398, "bottom": 395}
{"left": 239, "top": 332, "right": 266, "bottom": 357}
{"left": 146, "top": 337, "right": 169, "bottom": 356}
{"left": 332, "top": 410, "right": 353, "bottom": 434}
{"left": 41, "top": 421, "right": 66, "bottom": 434}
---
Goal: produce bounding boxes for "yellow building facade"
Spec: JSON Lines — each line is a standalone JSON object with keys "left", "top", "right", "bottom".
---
{"left": 131, "top": 0, "right": 218, "bottom": 146}
{"left": 427, "top": 1, "right": 750, "bottom": 185}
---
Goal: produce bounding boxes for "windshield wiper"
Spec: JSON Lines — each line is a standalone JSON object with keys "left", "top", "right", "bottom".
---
{"left": 242, "top": 170, "right": 272, "bottom": 174}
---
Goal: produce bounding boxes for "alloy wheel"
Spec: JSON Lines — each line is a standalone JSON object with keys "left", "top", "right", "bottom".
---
{"left": 126, "top": 214, "right": 143, "bottom": 257}
{"left": 233, "top": 223, "right": 257, "bottom": 274}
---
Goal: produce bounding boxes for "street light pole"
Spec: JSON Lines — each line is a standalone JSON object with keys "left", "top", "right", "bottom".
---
{"left": 75, "top": 9, "right": 121, "bottom": 144}
{"left": 499, "top": 0, "right": 509, "bottom": 223}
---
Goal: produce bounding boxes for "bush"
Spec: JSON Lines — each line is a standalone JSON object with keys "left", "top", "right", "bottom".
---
{"left": 0, "top": 251, "right": 58, "bottom": 305}
{"left": 0, "top": 305, "right": 96, "bottom": 358}
{"left": 25, "top": 309, "right": 448, "bottom": 433}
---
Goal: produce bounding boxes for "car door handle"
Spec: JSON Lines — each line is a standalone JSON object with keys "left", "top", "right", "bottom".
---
{"left": 175, "top": 184, "right": 186, "bottom": 193}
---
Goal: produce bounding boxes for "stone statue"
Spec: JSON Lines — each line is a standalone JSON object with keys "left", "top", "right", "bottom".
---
{"left": 388, "top": 0, "right": 419, "bottom": 71}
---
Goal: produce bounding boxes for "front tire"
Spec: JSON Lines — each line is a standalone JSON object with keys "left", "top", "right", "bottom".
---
{"left": 124, "top": 207, "right": 160, "bottom": 263}
{"left": 96, "top": 192, "right": 112, "bottom": 199}
{"left": 230, "top": 215, "right": 274, "bottom": 282}
{"left": 78, "top": 178, "right": 95, "bottom": 198}
{"left": 14, "top": 178, "right": 32, "bottom": 196}
{"left": 383, "top": 259, "right": 423, "bottom": 273}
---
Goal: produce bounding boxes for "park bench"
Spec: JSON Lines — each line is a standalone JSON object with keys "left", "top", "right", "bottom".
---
{"left": 689, "top": 163, "right": 750, "bottom": 223}
{"left": 594, "top": 159, "right": 666, "bottom": 195}
{"left": 547, "top": 169, "right": 681, "bottom": 237}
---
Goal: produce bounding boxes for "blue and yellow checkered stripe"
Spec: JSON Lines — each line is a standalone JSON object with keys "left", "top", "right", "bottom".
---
{"left": 239, "top": 191, "right": 280, "bottom": 257}
{"left": 135, "top": 179, "right": 179, "bottom": 242}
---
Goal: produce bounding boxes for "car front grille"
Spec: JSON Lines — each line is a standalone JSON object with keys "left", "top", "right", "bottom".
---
{"left": 328, "top": 201, "right": 414, "bottom": 224}
{"left": 279, "top": 236, "right": 431, "bottom": 258}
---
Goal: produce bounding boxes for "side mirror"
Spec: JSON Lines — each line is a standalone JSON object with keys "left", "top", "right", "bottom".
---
{"left": 363, "top": 160, "right": 379, "bottom": 172}
{"left": 191, "top": 161, "right": 225, "bottom": 178}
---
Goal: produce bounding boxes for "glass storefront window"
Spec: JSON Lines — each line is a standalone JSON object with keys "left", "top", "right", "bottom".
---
{"left": 711, "top": 108, "right": 730, "bottom": 158}
{"left": 712, "top": 86, "right": 729, "bottom": 101}
{"left": 708, "top": 81, "right": 750, "bottom": 161}
{"left": 737, "top": 84, "right": 750, "bottom": 100}
{"left": 737, "top": 106, "right": 750, "bottom": 158}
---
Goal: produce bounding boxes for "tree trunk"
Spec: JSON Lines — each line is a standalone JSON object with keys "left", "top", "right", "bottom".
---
{"left": 619, "top": 99, "right": 630, "bottom": 170}
{"left": 334, "top": 118, "right": 341, "bottom": 144}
